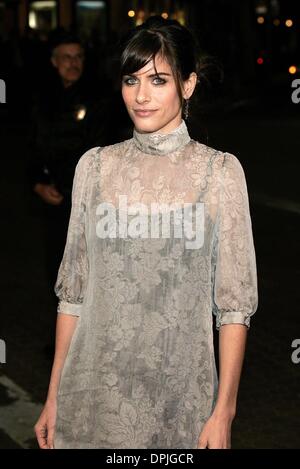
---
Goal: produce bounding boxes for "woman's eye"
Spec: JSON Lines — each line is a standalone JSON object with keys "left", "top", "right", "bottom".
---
{"left": 123, "top": 78, "right": 136, "bottom": 85}
{"left": 153, "top": 77, "right": 166, "bottom": 85}
{"left": 122, "top": 77, "right": 166, "bottom": 85}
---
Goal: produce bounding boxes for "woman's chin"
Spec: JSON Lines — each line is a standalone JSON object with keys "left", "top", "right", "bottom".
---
{"left": 133, "top": 118, "right": 162, "bottom": 133}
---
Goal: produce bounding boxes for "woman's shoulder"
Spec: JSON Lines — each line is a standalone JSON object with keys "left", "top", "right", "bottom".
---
{"left": 73, "top": 146, "right": 101, "bottom": 177}
{"left": 75, "top": 140, "right": 131, "bottom": 170}
{"left": 86, "top": 139, "right": 133, "bottom": 159}
{"left": 191, "top": 139, "right": 244, "bottom": 174}
{"left": 75, "top": 140, "right": 245, "bottom": 178}
{"left": 102, "top": 137, "right": 133, "bottom": 151}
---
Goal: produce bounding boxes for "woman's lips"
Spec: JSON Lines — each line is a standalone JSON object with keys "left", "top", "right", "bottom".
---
{"left": 134, "top": 110, "right": 157, "bottom": 117}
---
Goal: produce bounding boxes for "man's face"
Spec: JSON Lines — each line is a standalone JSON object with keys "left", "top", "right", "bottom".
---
{"left": 51, "top": 43, "right": 84, "bottom": 86}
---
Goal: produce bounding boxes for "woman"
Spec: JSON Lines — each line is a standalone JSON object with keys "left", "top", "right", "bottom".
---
{"left": 34, "top": 16, "right": 258, "bottom": 449}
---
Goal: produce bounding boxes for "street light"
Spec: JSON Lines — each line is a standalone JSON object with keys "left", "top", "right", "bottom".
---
{"left": 289, "top": 66, "right": 297, "bottom": 75}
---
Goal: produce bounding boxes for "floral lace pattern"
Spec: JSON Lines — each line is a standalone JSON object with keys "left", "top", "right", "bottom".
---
{"left": 53, "top": 120, "right": 258, "bottom": 448}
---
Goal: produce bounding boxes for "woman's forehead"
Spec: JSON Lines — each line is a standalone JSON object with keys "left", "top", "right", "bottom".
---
{"left": 131, "top": 55, "right": 172, "bottom": 76}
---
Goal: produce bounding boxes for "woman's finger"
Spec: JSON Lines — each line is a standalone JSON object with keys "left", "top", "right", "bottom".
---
{"left": 35, "top": 424, "right": 49, "bottom": 449}
{"left": 197, "top": 438, "right": 207, "bottom": 449}
{"left": 47, "top": 424, "right": 55, "bottom": 449}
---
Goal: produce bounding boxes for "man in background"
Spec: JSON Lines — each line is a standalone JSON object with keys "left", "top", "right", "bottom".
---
{"left": 28, "top": 30, "right": 111, "bottom": 313}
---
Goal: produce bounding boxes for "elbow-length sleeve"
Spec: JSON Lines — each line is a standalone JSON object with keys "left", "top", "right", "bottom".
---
{"left": 54, "top": 149, "right": 95, "bottom": 316}
{"left": 212, "top": 152, "right": 258, "bottom": 330}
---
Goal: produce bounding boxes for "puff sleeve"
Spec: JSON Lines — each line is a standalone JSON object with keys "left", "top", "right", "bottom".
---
{"left": 212, "top": 152, "right": 258, "bottom": 330}
{"left": 54, "top": 149, "right": 95, "bottom": 316}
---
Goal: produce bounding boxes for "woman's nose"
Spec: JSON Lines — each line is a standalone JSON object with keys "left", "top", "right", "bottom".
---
{"left": 135, "top": 83, "right": 150, "bottom": 103}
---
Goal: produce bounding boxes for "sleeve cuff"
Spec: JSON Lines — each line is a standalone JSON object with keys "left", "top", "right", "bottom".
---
{"left": 57, "top": 300, "right": 83, "bottom": 317}
{"left": 215, "top": 311, "right": 251, "bottom": 331}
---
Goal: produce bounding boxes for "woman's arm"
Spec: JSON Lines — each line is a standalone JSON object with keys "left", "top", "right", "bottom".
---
{"left": 34, "top": 149, "right": 97, "bottom": 449}
{"left": 198, "top": 152, "right": 258, "bottom": 449}
{"left": 46, "top": 313, "right": 79, "bottom": 402}
{"left": 197, "top": 324, "right": 247, "bottom": 449}
{"left": 214, "top": 323, "right": 247, "bottom": 418}
{"left": 34, "top": 313, "right": 78, "bottom": 449}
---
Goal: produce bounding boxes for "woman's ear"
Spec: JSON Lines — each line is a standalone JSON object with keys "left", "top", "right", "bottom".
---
{"left": 182, "top": 72, "right": 198, "bottom": 99}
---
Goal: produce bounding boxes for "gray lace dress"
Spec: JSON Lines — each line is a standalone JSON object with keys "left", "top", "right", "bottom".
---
{"left": 53, "top": 119, "right": 258, "bottom": 448}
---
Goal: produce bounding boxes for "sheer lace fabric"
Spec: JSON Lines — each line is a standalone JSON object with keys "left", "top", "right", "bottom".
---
{"left": 53, "top": 119, "right": 258, "bottom": 448}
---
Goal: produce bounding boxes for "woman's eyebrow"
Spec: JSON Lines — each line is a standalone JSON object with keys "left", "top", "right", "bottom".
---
{"left": 125, "top": 72, "right": 171, "bottom": 78}
{"left": 147, "top": 72, "right": 171, "bottom": 77}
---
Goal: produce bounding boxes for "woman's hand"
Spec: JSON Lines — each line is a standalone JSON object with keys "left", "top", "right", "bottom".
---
{"left": 197, "top": 411, "right": 234, "bottom": 449}
{"left": 34, "top": 399, "right": 57, "bottom": 449}
{"left": 34, "top": 183, "right": 64, "bottom": 205}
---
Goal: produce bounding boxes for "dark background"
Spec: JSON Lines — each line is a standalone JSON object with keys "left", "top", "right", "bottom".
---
{"left": 0, "top": 0, "right": 299, "bottom": 449}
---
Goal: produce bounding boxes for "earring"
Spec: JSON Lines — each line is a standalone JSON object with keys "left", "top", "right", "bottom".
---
{"left": 183, "top": 98, "right": 189, "bottom": 120}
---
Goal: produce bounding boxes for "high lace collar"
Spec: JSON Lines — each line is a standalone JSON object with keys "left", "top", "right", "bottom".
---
{"left": 132, "top": 119, "right": 191, "bottom": 155}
